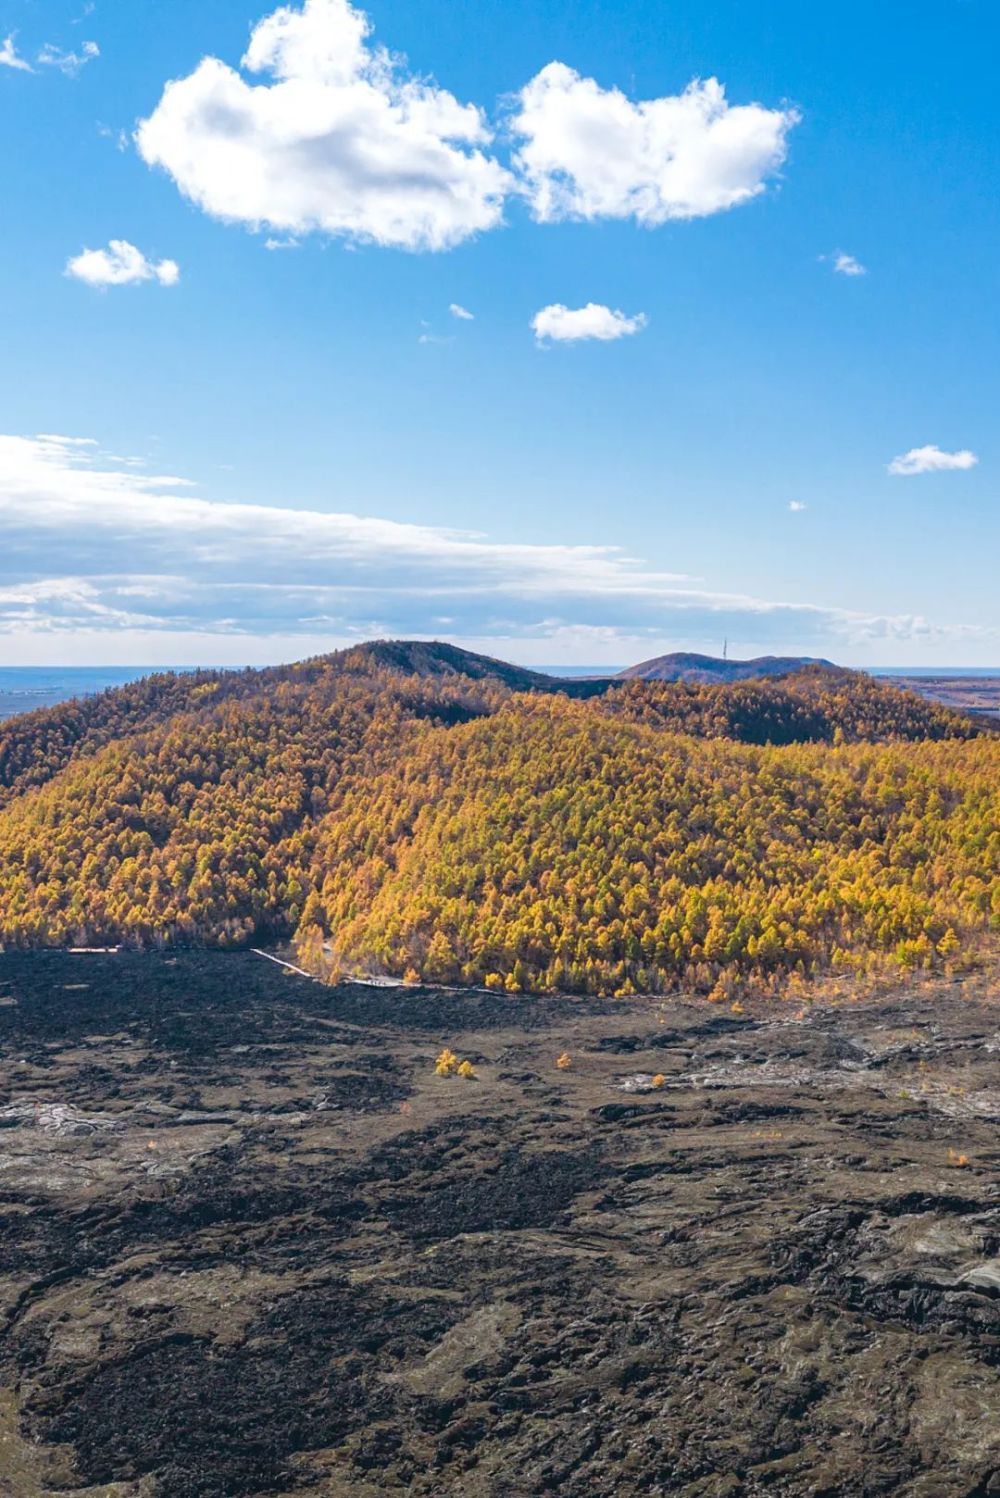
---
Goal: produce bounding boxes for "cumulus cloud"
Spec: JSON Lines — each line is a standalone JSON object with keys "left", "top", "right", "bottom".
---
{"left": 831, "top": 251, "right": 865, "bottom": 277}
{"left": 0, "top": 433, "right": 969, "bottom": 660}
{"left": 37, "top": 39, "right": 99, "bottom": 75}
{"left": 449, "top": 302, "right": 474, "bottom": 320}
{"left": 0, "top": 34, "right": 32, "bottom": 71}
{"left": 511, "top": 64, "right": 797, "bottom": 224}
{"left": 788, "top": 500, "right": 807, "bottom": 512}
{"left": 888, "top": 445, "right": 978, "bottom": 477}
{"left": 532, "top": 303, "right": 647, "bottom": 343}
{"left": 136, "top": 0, "right": 510, "bottom": 252}
{"left": 65, "top": 240, "right": 180, "bottom": 288}
{"left": 135, "top": 0, "right": 797, "bottom": 252}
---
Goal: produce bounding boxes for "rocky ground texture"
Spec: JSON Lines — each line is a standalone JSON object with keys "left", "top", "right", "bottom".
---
{"left": 0, "top": 952, "right": 998, "bottom": 1497}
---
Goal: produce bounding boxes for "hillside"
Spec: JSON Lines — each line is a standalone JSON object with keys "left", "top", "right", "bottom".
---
{"left": 0, "top": 644, "right": 518, "bottom": 812}
{"left": 0, "top": 666, "right": 505, "bottom": 948}
{"left": 0, "top": 642, "right": 994, "bottom": 989}
{"left": 0, "top": 642, "right": 604, "bottom": 813}
{"left": 600, "top": 668, "right": 985, "bottom": 744}
{"left": 299, "top": 697, "right": 1000, "bottom": 994}
{"left": 618, "top": 650, "right": 836, "bottom": 682}
{"left": 0, "top": 668, "right": 232, "bottom": 810}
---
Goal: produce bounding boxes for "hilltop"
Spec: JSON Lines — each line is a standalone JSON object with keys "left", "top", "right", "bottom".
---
{"left": 332, "top": 638, "right": 562, "bottom": 689}
{"left": 330, "top": 639, "right": 613, "bottom": 696}
{"left": 617, "top": 650, "right": 837, "bottom": 682}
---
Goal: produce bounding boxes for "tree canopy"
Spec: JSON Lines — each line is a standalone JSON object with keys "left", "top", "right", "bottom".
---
{"left": 0, "top": 648, "right": 994, "bottom": 995}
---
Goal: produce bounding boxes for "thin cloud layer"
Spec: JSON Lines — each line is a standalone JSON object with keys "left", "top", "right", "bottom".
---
{"left": 0, "top": 434, "right": 966, "bottom": 654}
{"left": 532, "top": 303, "right": 647, "bottom": 343}
{"left": 888, "top": 445, "right": 978, "bottom": 476}
{"left": 66, "top": 240, "right": 180, "bottom": 288}
{"left": 136, "top": 0, "right": 797, "bottom": 252}
{"left": 511, "top": 65, "right": 797, "bottom": 224}
{"left": 136, "top": 0, "right": 510, "bottom": 252}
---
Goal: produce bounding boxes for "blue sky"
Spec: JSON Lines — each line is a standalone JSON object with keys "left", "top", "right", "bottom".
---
{"left": 0, "top": 0, "right": 997, "bottom": 668}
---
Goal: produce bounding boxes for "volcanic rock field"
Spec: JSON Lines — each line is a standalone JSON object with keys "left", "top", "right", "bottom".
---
{"left": 0, "top": 953, "right": 998, "bottom": 1497}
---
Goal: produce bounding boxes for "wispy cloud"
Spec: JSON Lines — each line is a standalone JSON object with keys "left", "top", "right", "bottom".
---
{"left": 0, "top": 433, "right": 974, "bottom": 658}
{"left": 97, "top": 123, "right": 129, "bottom": 151}
{"left": 788, "top": 500, "right": 807, "bottom": 512}
{"left": 65, "top": 240, "right": 180, "bottom": 288}
{"left": 888, "top": 445, "right": 978, "bottom": 477}
{"left": 532, "top": 303, "right": 647, "bottom": 343}
{"left": 449, "top": 302, "right": 474, "bottom": 320}
{"left": 37, "top": 39, "right": 99, "bottom": 75}
{"left": 0, "top": 34, "right": 32, "bottom": 71}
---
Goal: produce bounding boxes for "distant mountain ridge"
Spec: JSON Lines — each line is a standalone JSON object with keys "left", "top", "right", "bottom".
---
{"left": 338, "top": 640, "right": 838, "bottom": 689}
{"left": 617, "top": 651, "right": 837, "bottom": 684}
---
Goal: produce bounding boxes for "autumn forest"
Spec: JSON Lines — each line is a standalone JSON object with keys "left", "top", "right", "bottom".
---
{"left": 0, "top": 641, "right": 996, "bottom": 997}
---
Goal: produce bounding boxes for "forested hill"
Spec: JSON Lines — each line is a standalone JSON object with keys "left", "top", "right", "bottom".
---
{"left": 617, "top": 651, "right": 835, "bottom": 682}
{"left": 299, "top": 701, "right": 999, "bottom": 995}
{"left": 0, "top": 643, "right": 982, "bottom": 811}
{"left": 0, "top": 642, "right": 995, "bottom": 992}
{"left": 0, "top": 641, "right": 600, "bottom": 810}
{"left": 600, "top": 668, "right": 985, "bottom": 745}
{"left": 331, "top": 639, "right": 565, "bottom": 688}
{"left": 331, "top": 640, "right": 613, "bottom": 696}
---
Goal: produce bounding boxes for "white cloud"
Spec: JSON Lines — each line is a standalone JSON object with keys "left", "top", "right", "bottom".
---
{"left": 0, "top": 34, "right": 33, "bottom": 71}
{"left": 65, "top": 240, "right": 180, "bottom": 288}
{"left": 264, "top": 236, "right": 300, "bottom": 250}
{"left": 136, "top": 0, "right": 510, "bottom": 252}
{"left": 0, "top": 433, "right": 969, "bottom": 659}
{"left": 788, "top": 500, "right": 807, "bottom": 512}
{"left": 888, "top": 445, "right": 978, "bottom": 477}
{"left": 97, "top": 123, "right": 129, "bottom": 151}
{"left": 532, "top": 302, "right": 647, "bottom": 343}
{"left": 832, "top": 251, "right": 865, "bottom": 277}
{"left": 37, "top": 39, "right": 99, "bottom": 76}
{"left": 449, "top": 302, "right": 474, "bottom": 320}
{"left": 135, "top": 0, "right": 798, "bottom": 253}
{"left": 511, "top": 64, "right": 797, "bottom": 224}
